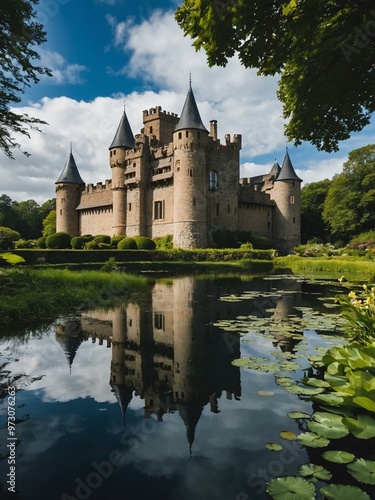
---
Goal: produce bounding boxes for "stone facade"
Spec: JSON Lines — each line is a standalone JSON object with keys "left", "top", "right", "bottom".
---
{"left": 55, "top": 85, "right": 302, "bottom": 251}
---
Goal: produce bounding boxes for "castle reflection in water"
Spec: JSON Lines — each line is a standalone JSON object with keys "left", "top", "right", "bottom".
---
{"left": 55, "top": 275, "right": 302, "bottom": 448}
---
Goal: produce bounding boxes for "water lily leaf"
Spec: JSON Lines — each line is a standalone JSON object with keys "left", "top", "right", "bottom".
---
{"left": 275, "top": 377, "right": 295, "bottom": 387}
{"left": 265, "top": 442, "right": 283, "bottom": 451}
{"left": 297, "top": 432, "right": 330, "bottom": 448}
{"left": 267, "top": 476, "right": 316, "bottom": 500}
{"left": 299, "top": 463, "right": 332, "bottom": 481}
{"left": 353, "top": 396, "right": 375, "bottom": 412}
{"left": 280, "top": 430, "right": 297, "bottom": 441}
{"left": 286, "top": 385, "right": 323, "bottom": 396}
{"left": 311, "top": 392, "right": 345, "bottom": 406}
{"left": 343, "top": 414, "right": 375, "bottom": 439}
{"left": 320, "top": 405, "right": 354, "bottom": 418}
{"left": 303, "top": 377, "right": 330, "bottom": 388}
{"left": 288, "top": 411, "right": 310, "bottom": 419}
{"left": 257, "top": 390, "right": 274, "bottom": 396}
{"left": 278, "top": 361, "right": 301, "bottom": 372}
{"left": 321, "top": 450, "right": 355, "bottom": 464}
{"left": 307, "top": 412, "right": 349, "bottom": 439}
{"left": 320, "top": 484, "right": 370, "bottom": 499}
{"left": 347, "top": 458, "right": 375, "bottom": 485}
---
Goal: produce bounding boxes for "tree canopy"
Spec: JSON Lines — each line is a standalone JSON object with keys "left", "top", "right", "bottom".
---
{"left": 175, "top": 0, "right": 375, "bottom": 152}
{"left": 301, "top": 179, "right": 332, "bottom": 243}
{"left": 323, "top": 144, "right": 375, "bottom": 238}
{"left": 0, "top": 0, "right": 51, "bottom": 159}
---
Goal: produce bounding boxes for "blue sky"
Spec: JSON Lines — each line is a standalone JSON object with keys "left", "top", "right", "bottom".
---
{"left": 2, "top": 0, "right": 375, "bottom": 203}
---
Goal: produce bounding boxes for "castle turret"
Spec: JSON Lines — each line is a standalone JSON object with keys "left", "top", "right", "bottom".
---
{"left": 173, "top": 84, "right": 209, "bottom": 248}
{"left": 55, "top": 147, "right": 85, "bottom": 237}
{"left": 270, "top": 150, "right": 302, "bottom": 253}
{"left": 109, "top": 109, "right": 136, "bottom": 235}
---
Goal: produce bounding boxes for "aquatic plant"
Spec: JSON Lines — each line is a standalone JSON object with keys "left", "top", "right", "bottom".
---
{"left": 336, "top": 284, "right": 375, "bottom": 343}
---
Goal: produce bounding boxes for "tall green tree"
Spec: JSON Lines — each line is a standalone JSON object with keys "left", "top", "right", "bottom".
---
{"left": 301, "top": 179, "right": 332, "bottom": 243}
{"left": 323, "top": 145, "right": 375, "bottom": 238}
{"left": 42, "top": 209, "right": 56, "bottom": 237}
{"left": 175, "top": 0, "right": 375, "bottom": 152}
{"left": 0, "top": 0, "right": 51, "bottom": 159}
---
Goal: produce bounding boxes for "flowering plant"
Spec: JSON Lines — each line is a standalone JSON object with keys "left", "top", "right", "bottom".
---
{"left": 337, "top": 284, "right": 375, "bottom": 344}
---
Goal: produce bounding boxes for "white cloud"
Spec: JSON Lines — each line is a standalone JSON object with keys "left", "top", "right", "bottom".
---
{"left": 39, "top": 48, "right": 87, "bottom": 85}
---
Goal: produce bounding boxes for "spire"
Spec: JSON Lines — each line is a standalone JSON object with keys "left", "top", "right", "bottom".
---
{"left": 175, "top": 83, "right": 208, "bottom": 133}
{"left": 178, "top": 403, "right": 204, "bottom": 457}
{"left": 110, "top": 383, "right": 133, "bottom": 426}
{"left": 55, "top": 148, "right": 85, "bottom": 184}
{"left": 276, "top": 149, "right": 302, "bottom": 182}
{"left": 269, "top": 160, "right": 281, "bottom": 177}
{"left": 109, "top": 109, "right": 135, "bottom": 149}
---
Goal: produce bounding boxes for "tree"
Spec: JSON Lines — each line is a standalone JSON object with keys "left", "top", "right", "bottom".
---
{"left": 323, "top": 144, "right": 375, "bottom": 238}
{"left": 42, "top": 210, "right": 56, "bottom": 237}
{"left": 175, "top": 0, "right": 375, "bottom": 152}
{"left": 301, "top": 179, "right": 332, "bottom": 243}
{"left": 0, "top": 226, "right": 21, "bottom": 250}
{"left": 0, "top": 0, "right": 51, "bottom": 159}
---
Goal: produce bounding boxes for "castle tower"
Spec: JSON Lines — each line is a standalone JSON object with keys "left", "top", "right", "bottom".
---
{"left": 270, "top": 150, "right": 302, "bottom": 253}
{"left": 109, "top": 109, "right": 136, "bottom": 235}
{"left": 173, "top": 84, "right": 209, "bottom": 248}
{"left": 55, "top": 147, "right": 85, "bottom": 236}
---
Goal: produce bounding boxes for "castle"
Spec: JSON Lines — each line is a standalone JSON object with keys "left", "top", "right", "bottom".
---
{"left": 55, "top": 84, "right": 302, "bottom": 252}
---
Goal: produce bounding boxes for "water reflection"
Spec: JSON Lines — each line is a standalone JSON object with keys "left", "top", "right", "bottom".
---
{"left": 2, "top": 274, "right": 328, "bottom": 500}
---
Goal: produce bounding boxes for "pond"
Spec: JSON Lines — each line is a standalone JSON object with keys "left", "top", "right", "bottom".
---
{"left": 0, "top": 272, "right": 373, "bottom": 500}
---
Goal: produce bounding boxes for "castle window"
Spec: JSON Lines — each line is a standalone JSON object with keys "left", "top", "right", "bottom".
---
{"left": 216, "top": 203, "right": 219, "bottom": 216}
{"left": 133, "top": 162, "right": 136, "bottom": 168}
{"left": 290, "top": 195, "right": 295, "bottom": 204}
{"left": 150, "top": 126, "right": 153, "bottom": 134}
{"left": 186, "top": 131, "right": 189, "bottom": 138}
{"left": 128, "top": 203, "right": 132, "bottom": 212}
{"left": 60, "top": 209, "right": 62, "bottom": 215}
{"left": 293, "top": 217, "right": 296, "bottom": 223}
{"left": 154, "top": 313, "right": 165, "bottom": 331}
{"left": 209, "top": 170, "right": 218, "bottom": 191}
{"left": 178, "top": 132, "right": 182, "bottom": 139}
{"left": 113, "top": 150, "right": 116, "bottom": 155}
{"left": 190, "top": 169, "right": 193, "bottom": 177}
{"left": 154, "top": 200, "right": 164, "bottom": 220}
{"left": 193, "top": 197, "right": 196, "bottom": 206}
{"left": 197, "top": 132, "right": 200, "bottom": 139}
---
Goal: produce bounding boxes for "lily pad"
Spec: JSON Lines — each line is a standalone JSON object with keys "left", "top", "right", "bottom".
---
{"left": 347, "top": 458, "right": 375, "bottom": 485}
{"left": 343, "top": 414, "right": 375, "bottom": 439}
{"left": 297, "top": 432, "right": 330, "bottom": 448}
{"left": 288, "top": 411, "right": 310, "bottom": 419}
{"left": 265, "top": 442, "right": 283, "bottom": 451}
{"left": 307, "top": 411, "right": 349, "bottom": 439}
{"left": 299, "top": 463, "right": 332, "bottom": 481}
{"left": 321, "top": 450, "right": 355, "bottom": 464}
{"left": 275, "top": 377, "right": 296, "bottom": 387}
{"left": 303, "top": 377, "right": 330, "bottom": 388}
{"left": 280, "top": 430, "right": 297, "bottom": 441}
{"left": 320, "top": 484, "right": 370, "bottom": 499}
{"left": 267, "top": 476, "right": 316, "bottom": 500}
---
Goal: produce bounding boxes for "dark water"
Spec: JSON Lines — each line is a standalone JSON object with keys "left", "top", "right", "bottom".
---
{"left": 0, "top": 273, "right": 367, "bottom": 500}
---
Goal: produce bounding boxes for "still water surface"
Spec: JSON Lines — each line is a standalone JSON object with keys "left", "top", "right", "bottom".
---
{"left": 0, "top": 273, "right": 360, "bottom": 500}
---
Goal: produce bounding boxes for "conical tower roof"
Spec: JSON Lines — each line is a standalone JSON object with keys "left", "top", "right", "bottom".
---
{"left": 110, "top": 383, "right": 133, "bottom": 424}
{"left": 276, "top": 150, "right": 302, "bottom": 182}
{"left": 175, "top": 84, "right": 208, "bottom": 133}
{"left": 269, "top": 160, "right": 281, "bottom": 177}
{"left": 178, "top": 403, "right": 204, "bottom": 456}
{"left": 55, "top": 149, "right": 85, "bottom": 184}
{"left": 109, "top": 110, "right": 135, "bottom": 149}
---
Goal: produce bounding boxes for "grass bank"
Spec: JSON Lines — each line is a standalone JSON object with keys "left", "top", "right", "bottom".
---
{"left": 275, "top": 255, "right": 375, "bottom": 281}
{"left": 0, "top": 268, "right": 149, "bottom": 328}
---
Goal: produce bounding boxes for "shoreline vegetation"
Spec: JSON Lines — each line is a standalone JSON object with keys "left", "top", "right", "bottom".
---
{"left": 0, "top": 249, "right": 374, "bottom": 329}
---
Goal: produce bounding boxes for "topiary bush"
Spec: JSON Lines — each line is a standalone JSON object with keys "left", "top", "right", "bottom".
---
{"left": 82, "top": 234, "right": 93, "bottom": 242}
{"left": 250, "top": 236, "right": 273, "bottom": 249}
{"left": 94, "top": 234, "right": 111, "bottom": 244}
{"left": 111, "top": 235, "right": 125, "bottom": 248}
{"left": 46, "top": 232, "right": 71, "bottom": 249}
{"left": 134, "top": 236, "right": 156, "bottom": 250}
{"left": 85, "top": 240, "right": 99, "bottom": 250}
{"left": 153, "top": 234, "right": 173, "bottom": 249}
{"left": 71, "top": 236, "right": 84, "bottom": 249}
{"left": 14, "top": 239, "right": 37, "bottom": 248}
{"left": 36, "top": 236, "right": 46, "bottom": 249}
{"left": 98, "top": 243, "right": 112, "bottom": 249}
{"left": 117, "top": 237, "right": 137, "bottom": 250}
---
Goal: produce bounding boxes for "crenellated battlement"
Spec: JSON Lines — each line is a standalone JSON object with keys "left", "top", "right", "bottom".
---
{"left": 85, "top": 179, "right": 112, "bottom": 193}
{"left": 143, "top": 106, "right": 178, "bottom": 120}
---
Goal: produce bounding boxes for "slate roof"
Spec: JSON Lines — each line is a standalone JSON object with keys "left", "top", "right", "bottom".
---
{"left": 109, "top": 110, "right": 136, "bottom": 149}
{"left": 55, "top": 150, "right": 85, "bottom": 184}
{"left": 175, "top": 85, "right": 208, "bottom": 132}
{"left": 238, "top": 185, "right": 275, "bottom": 206}
{"left": 276, "top": 150, "right": 302, "bottom": 182}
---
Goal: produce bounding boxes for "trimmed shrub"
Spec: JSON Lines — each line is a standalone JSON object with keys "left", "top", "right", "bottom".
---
{"left": 0, "top": 227, "right": 21, "bottom": 250}
{"left": 85, "top": 240, "right": 99, "bottom": 250}
{"left": 153, "top": 234, "right": 173, "bottom": 249}
{"left": 71, "top": 236, "right": 84, "bottom": 249}
{"left": 117, "top": 237, "right": 137, "bottom": 250}
{"left": 213, "top": 229, "right": 253, "bottom": 248}
{"left": 37, "top": 236, "right": 47, "bottom": 249}
{"left": 111, "top": 235, "right": 125, "bottom": 248}
{"left": 94, "top": 234, "right": 111, "bottom": 244}
{"left": 15, "top": 239, "right": 37, "bottom": 249}
{"left": 82, "top": 234, "right": 93, "bottom": 242}
{"left": 134, "top": 236, "right": 156, "bottom": 250}
{"left": 46, "top": 232, "right": 71, "bottom": 249}
{"left": 98, "top": 243, "right": 112, "bottom": 249}
{"left": 250, "top": 236, "right": 273, "bottom": 249}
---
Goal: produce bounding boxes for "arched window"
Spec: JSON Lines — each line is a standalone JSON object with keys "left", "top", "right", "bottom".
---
{"left": 209, "top": 170, "right": 218, "bottom": 191}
